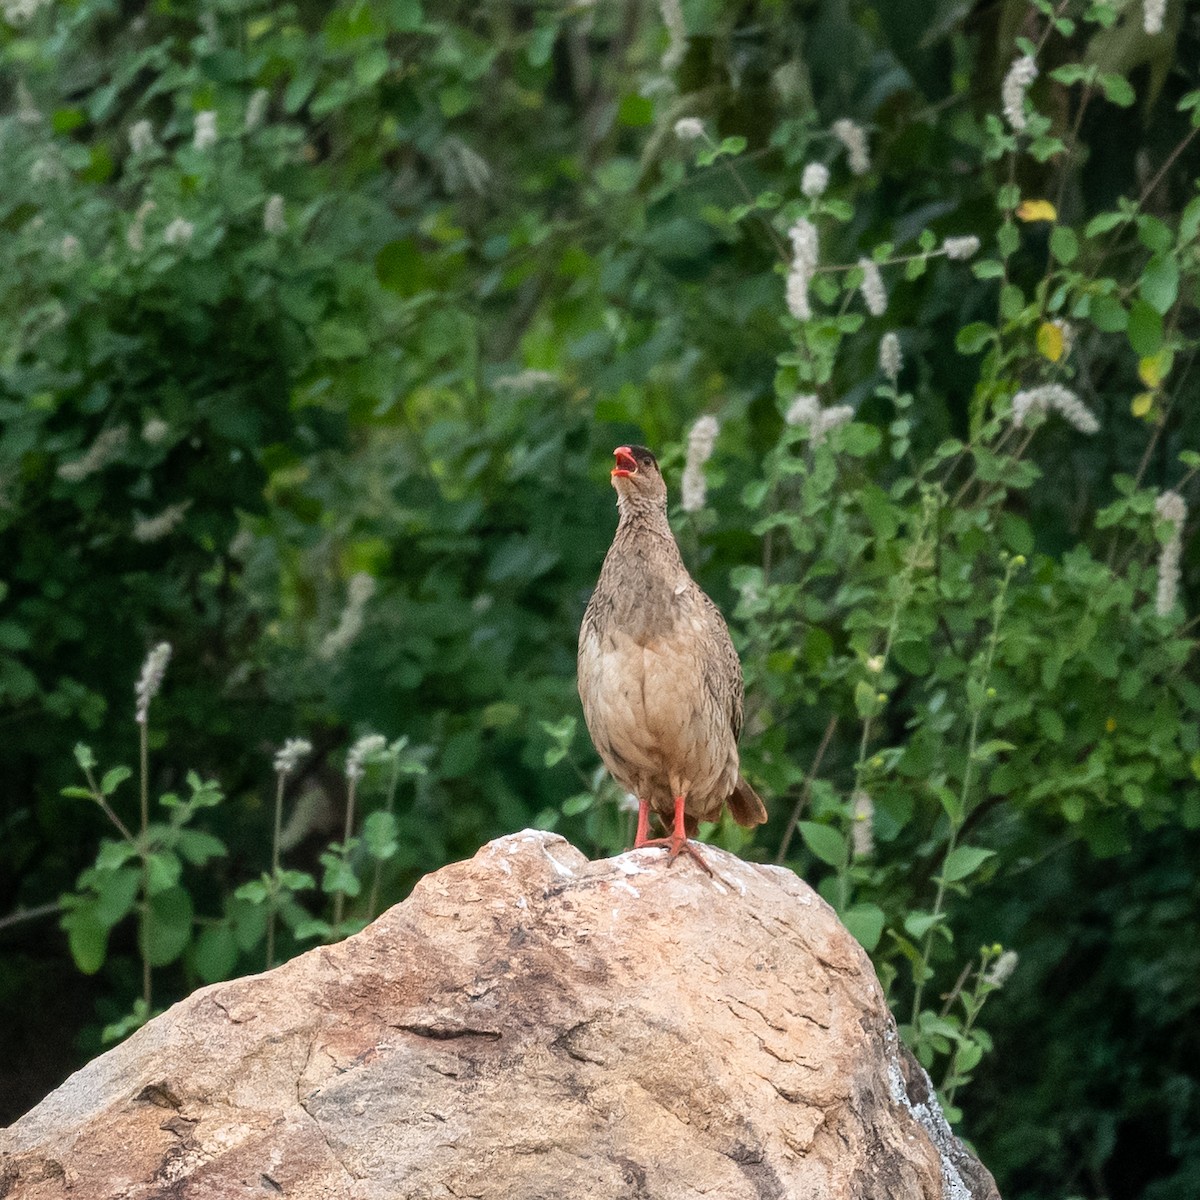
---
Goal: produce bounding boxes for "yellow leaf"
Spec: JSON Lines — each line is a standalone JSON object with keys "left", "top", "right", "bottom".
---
{"left": 1138, "top": 350, "right": 1173, "bottom": 388}
{"left": 1036, "top": 321, "right": 1065, "bottom": 362}
{"left": 1016, "top": 199, "right": 1057, "bottom": 223}
{"left": 1131, "top": 392, "right": 1154, "bottom": 418}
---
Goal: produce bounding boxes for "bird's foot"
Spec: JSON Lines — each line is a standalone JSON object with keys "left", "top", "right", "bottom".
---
{"left": 633, "top": 833, "right": 715, "bottom": 878}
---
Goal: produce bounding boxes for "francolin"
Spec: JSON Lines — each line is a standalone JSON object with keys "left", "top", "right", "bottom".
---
{"left": 577, "top": 445, "right": 766, "bottom": 873}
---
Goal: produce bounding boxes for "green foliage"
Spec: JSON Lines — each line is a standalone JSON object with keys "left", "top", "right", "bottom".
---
{"left": 2, "top": 2, "right": 1199, "bottom": 1197}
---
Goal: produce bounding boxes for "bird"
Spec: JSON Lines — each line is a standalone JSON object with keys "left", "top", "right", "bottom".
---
{"left": 577, "top": 444, "right": 767, "bottom": 873}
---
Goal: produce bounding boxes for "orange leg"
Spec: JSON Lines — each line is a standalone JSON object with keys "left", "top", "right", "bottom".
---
{"left": 634, "top": 798, "right": 653, "bottom": 848}
{"left": 632, "top": 795, "right": 714, "bottom": 877}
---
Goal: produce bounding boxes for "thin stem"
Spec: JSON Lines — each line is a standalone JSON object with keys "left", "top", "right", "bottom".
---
{"left": 0, "top": 900, "right": 62, "bottom": 933}
{"left": 775, "top": 715, "right": 838, "bottom": 863}
{"left": 719, "top": 154, "right": 789, "bottom": 262}
{"left": 943, "top": 953, "right": 998, "bottom": 1109}
{"left": 939, "top": 959, "right": 975, "bottom": 1020}
{"left": 368, "top": 756, "right": 403, "bottom": 917}
{"left": 81, "top": 765, "right": 136, "bottom": 843}
{"left": 333, "top": 777, "right": 358, "bottom": 928}
{"left": 139, "top": 721, "right": 149, "bottom": 835}
{"left": 137, "top": 718, "right": 151, "bottom": 1010}
{"left": 1137, "top": 125, "right": 1200, "bottom": 211}
{"left": 266, "top": 770, "right": 285, "bottom": 969}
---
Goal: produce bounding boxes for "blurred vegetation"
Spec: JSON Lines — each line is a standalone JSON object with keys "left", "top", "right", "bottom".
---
{"left": 2, "top": 2, "right": 1199, "bottom": 1197}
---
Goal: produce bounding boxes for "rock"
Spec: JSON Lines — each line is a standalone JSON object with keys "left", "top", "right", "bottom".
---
{"left": 1, "top": 831, "right": 1001, "bottom": 1200}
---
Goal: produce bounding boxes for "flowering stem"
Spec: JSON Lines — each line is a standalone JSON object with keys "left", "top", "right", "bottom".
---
{"left": 910, "top": 558, "right": 1016, "bottom": 1026}
{"left": 942, "top": 947, "right": 1004, "bottom": 1109}
{"left": 368, "top": 756, "right": 403, "bottom": 918}
{"left": 139, "top": 720, "right": 149, "bottom": 835}
{"left": 332, "top": 777, "right": 358, "bottom": 928}
{"left": 137, "top": 717, "right": 151, "bottom": 1009}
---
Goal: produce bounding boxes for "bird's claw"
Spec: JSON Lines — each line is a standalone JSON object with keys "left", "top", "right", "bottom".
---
{"left": 634, "top": 834, "right": 715, "bottom": 878}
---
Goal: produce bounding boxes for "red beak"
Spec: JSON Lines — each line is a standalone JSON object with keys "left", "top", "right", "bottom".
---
{"left": 612, "top": 446, "right": 637, "bottom": 478}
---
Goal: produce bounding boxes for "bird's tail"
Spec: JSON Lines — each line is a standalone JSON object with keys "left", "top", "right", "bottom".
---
{"left": 727, "top": 776, "right": 767, "bottom": 828}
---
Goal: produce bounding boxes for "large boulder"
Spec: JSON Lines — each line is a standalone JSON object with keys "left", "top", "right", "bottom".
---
{"left": 1, "top": 830, "right": 1000, "bottom": 1199}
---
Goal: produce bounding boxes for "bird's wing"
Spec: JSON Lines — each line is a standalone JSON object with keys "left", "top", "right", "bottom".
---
{"left": 577, "top": 602, "right": 602, "bottom": 711}
{"left": 695, "top": 587, "right": 745, "bottom": 742}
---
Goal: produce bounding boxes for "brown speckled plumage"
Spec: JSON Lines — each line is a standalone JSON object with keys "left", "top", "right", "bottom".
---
{"left": 577, "top": 446, "right": 766, "bottom": 859}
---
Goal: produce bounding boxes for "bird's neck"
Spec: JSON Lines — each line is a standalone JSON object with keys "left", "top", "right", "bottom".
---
{"left": 615, "top": 495, "right": 673, "bottom": 542}
{"left": 609, "top": 499, "right": 686, "bottom": 592}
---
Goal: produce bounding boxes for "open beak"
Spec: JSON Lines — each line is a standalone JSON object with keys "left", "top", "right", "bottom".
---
{"left": 611, "top": 445, "right": 638, "bottom": 479}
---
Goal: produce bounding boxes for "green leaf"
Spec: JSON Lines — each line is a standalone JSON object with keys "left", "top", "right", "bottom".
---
{"left": 1084, "top": 211, "right": 1128, "bottom": 238}
{"left": 840, "top": 903, "right": 886, "bottom": 951}
{"left": 1096, "top": 73, "right": 1135, "bottom": 107}
{"left": 616, "top": 94, "right": 654, "bottom": 127}
{"left": 904, "top": 910, "right": 944, "bottom": 940}
{"left": 854, "top": 680, "right": 879, "bottom": 718}
{"left": 997, "top": 183, "right": 1021, "bottom": 210}
{"left": 1127, "top": 298, "right": 1163, "bottom": 357}
{"left": 362, "top": 811, "right": 399, "bottom": 860}
{"left": 193, "top": 925, "right": 238, "bottom": 983}
{"left": 175, "top": 830, "right": 227, "bottom": 866}
{"left": 955, "top": 321, "right": 993, "bottom": 352}
{"left": 101, "top": 999, "right": 150, "bottom": 1045}
{"left": 1089, "top": 294, "right": 1127, "bottom": 332}
{"left": 92, "top": 867, "right": 141, "bottom": 925}
{"left": 101, "top": 766, "right": 132, "bottom": 795}
{"left": 52, "top": 107, "right": 87, "bottom": 133}
{"left": 836, "top": 423, "right": 882, "bottom": 457}
{"left": 230, "top": 895, "right": 268, "bottom": 949}
{"left": 64, "top": 906, "right": 110, "bottom": 974}
{"left": 940, "top": 845, "right": 996, "bottom": 883}
{"left": 320, "top": 854, "right": 361, "bottom": 897}
{"left": 1180, "top": 196, "right": 1200, "bottom": 244}
{"left": 74, "top": 743, "right": 97, "bottom": 772}
{"left": 798, "top": 821, "right": 847, "bottom": 868}
{"left": 95, "top": 840, "right": 139, "bottom": 871}
{"left": 145, "top": 852, "right": 182, "bottom": 895}
{"left": 999, "top": 283, "right": 1025, "bottom": 320}
{"left": 562, "top": 793, "right": 593, "bottom": 816}
{"left": 1137, "top": 216, "right": 1173, "bottom": 253}
{"left": 1139, "top": 255, "right": 1179, "bottom": 315}
{"left": 1049, "top": 226, "right": 1078, "bottom": 265}
{"left": 375, "top": 238, "right": 429, "bottom": 296}
{"left": 234, "top": 879, "right": 270, "bottom": 904}
{"left": 1061, "top": 794, "right": 1086, "bottom": 823}
{"left": 141, "top": 886, "right": 194, "bottom": 967}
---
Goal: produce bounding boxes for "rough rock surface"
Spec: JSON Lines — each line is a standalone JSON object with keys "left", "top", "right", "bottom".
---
{"left": 1, "top": 831, "right": 1001, "bottom": 1200}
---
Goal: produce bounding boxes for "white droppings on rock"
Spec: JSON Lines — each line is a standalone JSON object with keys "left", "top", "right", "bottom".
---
{"left": 542, "top": 844, "right": 576, "bottom": 878}
{"left": 612, "top": 855, "right": 651, "bottom": 876}
{"left": 611, "top": 880, "right": 641, "bottom": 898}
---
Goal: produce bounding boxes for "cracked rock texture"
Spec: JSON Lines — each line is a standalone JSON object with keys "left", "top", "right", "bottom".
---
{"left": 1, "top": 830, "right": 1000, "bottom": 1200}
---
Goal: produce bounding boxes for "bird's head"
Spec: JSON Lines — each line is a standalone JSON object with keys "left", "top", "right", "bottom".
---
{"left": 611, "top": 445, "right": 667, "bottom": 510}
